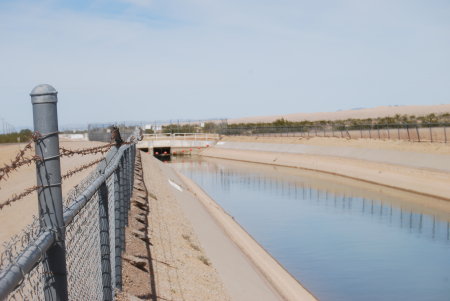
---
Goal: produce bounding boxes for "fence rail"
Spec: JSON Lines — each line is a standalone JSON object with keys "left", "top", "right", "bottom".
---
{"left": 220, "top": 123, "right": 450, "bottom": 143}
{"left": 0, "top": 85, "right": 140, "bottom": 300}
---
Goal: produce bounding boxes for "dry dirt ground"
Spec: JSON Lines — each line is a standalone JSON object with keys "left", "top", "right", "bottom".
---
{"left": 0, "top": 140, "right": 107, "bottom": 245}
{"left": 122, "top": 151, "right": 230, "bottom": 301}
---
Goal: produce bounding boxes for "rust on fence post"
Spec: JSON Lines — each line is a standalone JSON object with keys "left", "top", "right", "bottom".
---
{"left": 30, "top": 84, "right": 68, "bottom": 301}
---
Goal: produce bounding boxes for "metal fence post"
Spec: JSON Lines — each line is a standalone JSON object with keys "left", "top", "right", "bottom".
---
{"left": 98, "top": 182, "right": 113, "bottom": 301}
{"left": 444, "top": 126, "right": 447, "bottom": 143}
{"left": 415, "top": 124, "right": 420, "bottom": 142}
{"left": 114, "top": 166, "right": 123, "bottom": 290}
{"left": 30, "top": 84, "right": 68, "bottom": 300}
{"left": 429, "top": 124, "right": 433, "bottom": 143}
{"left": 124, "top": 149, "right": 130, "bottom": 225}
{"left": 120, "top": 157, "right": 126, "bottom": 251}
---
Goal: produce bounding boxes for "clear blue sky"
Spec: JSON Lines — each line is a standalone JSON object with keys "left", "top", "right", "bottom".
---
{"left": 0, "top": 0, "right": 449, "bottom": 128}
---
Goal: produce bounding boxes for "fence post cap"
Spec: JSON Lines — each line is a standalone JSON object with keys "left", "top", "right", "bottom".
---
{"left": 30, "top": 84, "right": 58, "bottom": 103}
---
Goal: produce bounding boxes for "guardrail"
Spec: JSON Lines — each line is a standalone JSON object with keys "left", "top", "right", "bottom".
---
{"left": 0, "top": 85, "right": 140, "bottom": 300}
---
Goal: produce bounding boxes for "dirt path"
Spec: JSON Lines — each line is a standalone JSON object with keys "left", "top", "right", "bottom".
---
{"left": 140, "top": 152, "right": 230, "bottom": 301}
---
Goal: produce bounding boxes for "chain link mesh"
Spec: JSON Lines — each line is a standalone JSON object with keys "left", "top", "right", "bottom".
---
{"left": 7, "top": 262, "right": 45, "bottom": 301}
{"left": 0, "top": 144, "right": 135, "bottom": 300}
{"left": 64, "top": 169, "right": 101, "bottom": 208}
{"left": 0, "top": 216, "right": 45, "bottom": 300}
{"left": 66, "top": 191, "right": 103, "bottom": 300}
{"left": 107, "top": 174, "right": 117, "bottom": 290}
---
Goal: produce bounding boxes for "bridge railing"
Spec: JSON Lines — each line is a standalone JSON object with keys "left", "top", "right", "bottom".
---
{"left": 143, "top": 133, "right": 220, "bottom": 141}
{"left": 0, "top": 85, "right": 140, "bottom": 300}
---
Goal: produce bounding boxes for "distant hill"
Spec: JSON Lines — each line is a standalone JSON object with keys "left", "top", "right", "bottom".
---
{"left": 228, "top": 104, "right": 450, "bottom": 124}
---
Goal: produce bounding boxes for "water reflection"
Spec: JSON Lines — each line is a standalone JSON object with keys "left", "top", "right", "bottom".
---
{"left": 175, "top": 158, "right": 450, "bottom": 244}
{"left": 173, "top": 157, "right": 450, "bottom": 301}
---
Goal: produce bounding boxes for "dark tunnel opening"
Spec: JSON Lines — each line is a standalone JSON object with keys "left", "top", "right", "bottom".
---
{"left": 153, "top": 147, "right": 171, "bottom": 161}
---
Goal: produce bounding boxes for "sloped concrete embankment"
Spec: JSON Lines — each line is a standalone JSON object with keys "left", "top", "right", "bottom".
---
{"left": 201, "top": 140, "right": 450, "bottom": 204}
{"left": 140, "top": 152, "right": 317, "bottom": 301}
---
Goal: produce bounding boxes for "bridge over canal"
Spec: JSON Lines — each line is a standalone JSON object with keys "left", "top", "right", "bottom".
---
{"left": 137, "top": 133, "right": 220, "bottom": 157}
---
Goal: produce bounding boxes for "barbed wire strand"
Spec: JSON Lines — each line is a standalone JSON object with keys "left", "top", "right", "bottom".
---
{"left": 0, "top": 186, "right": 40, "bottom": 210}
{"left": 59, "top": 144, "right": 113, "bottom": 158}
{"left": 0, "top": 129, "right": 134, "bottom": 209}
{"left": 0, "top": 157, "right": 105, "bottom": 210}
{"left": 0, "top": 133, "right": 41, "bottom": 183}
{"left": 62, "top": 157, "right": 104, "bottom": 180}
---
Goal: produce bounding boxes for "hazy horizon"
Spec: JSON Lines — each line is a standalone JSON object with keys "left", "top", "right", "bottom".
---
{"left": 1, "top": 0, "right": 449, "bottom": 129}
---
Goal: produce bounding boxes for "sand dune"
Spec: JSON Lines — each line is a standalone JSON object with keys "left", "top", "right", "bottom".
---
{"left": 229, "top": 104, "right": 450, "bottom": 124}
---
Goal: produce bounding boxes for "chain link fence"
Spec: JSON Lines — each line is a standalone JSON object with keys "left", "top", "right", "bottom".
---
{"left": 220, "top": 123, "right": 450, "bottom": 143}
{"left": 0, "top": 141, "right": 137, "bottom": 300}
{"left": 0, "top": 85, "right": 140, "bottom": 300}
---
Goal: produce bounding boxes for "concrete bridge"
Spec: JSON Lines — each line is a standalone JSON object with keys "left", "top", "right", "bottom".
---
{"left": 137, "top": 133, "right": 220, "bottom": 157}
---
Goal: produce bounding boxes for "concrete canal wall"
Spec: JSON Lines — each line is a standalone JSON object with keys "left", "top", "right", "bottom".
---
{"left": 201, "top": 137, "right": 450, "bottom": 206}
{"left": 141, "top": 153, "right": 317, "bottom": 301}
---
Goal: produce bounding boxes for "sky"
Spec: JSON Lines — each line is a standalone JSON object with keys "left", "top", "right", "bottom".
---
{"left": 0, "top": 0, "right": 449, "bottom": 129}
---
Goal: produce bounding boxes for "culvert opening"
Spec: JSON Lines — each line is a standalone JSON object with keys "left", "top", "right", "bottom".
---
{"left": 153, "top": 147, "right": 171, "bottom": 161}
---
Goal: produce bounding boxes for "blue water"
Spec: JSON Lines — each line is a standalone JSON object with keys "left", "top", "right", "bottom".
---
{"left": 172, "top": 157, "right": 450, "bottom": 301}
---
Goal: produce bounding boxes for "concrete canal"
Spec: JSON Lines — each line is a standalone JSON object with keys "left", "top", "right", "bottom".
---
{"left": 171, "top": 156, "right": 450, "bottom": 301}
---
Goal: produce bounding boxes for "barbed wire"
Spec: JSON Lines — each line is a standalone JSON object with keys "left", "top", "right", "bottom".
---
{"left": 59, "top": 144, "right": 112, "bottom": 158}
{"left": 62, "top": 157, "right": 104, "bottom": 180}
{"left": 0, "top": 129, "right": 135, "bottom": 210}
{"left": 0, "top": 134, "right": 41, "bottom": 184}
{"left": 0, "top": 185, "right": 40, "bottom": 210}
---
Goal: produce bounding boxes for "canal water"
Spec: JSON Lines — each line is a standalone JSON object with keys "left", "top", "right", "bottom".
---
{"left": 171, "top": 156, "right": 450, "bottom": 301}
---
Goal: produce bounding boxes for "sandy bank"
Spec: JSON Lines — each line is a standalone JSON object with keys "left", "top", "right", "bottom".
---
{"left": 141, "top": 153, "right": 316, "bottom": 301}
{"left": 200, "top": 137, "right": 450, "bottom": 211}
